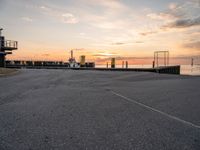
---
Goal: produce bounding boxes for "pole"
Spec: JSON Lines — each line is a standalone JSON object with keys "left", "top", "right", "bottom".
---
{"left": 167, "top": 52, "right": 169, "bottom": 66}
{"left": 164, "top": 52, "right": 166, "bottom": 66}
{"left": 111, "top": 58, "right": 115, "bottom": 68}
{"left": 0, "top": 28, "right": 3, "bottom": 37}
{"left": 71, "top": 50, "right": 73, "bottom": 59}
{"left": 157, "top": 52, "right": 158, "bottom": 67}
{"left": 191, "top": 58, "right": 194, "bottom": 66}
{"left": 152, "top": 61, "right": 155, "bottom": 68}
{"left": 126, "top": 61, "right": 128, "bottom": 68}
{"left": 154, "top": 52, "right": 155, "bottom": 67}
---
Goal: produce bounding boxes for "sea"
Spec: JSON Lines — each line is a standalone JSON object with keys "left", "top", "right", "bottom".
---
{"left": 95, "top": 65, "right": 200, "bottom": 76}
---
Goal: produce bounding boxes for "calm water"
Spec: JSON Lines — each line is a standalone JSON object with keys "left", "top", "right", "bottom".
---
{"left": 180, "top": 65, "right": 200, "bottom": 76}
{"left": 96, "top": 65, "right": 200, "bottom": 76}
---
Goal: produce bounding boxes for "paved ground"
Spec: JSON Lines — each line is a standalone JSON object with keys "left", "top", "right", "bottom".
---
{"left": 0, "top": 68, "right": 17, "bottom": 76}
{"left": 0, "top": 69, "right": 200, "bottom": 150}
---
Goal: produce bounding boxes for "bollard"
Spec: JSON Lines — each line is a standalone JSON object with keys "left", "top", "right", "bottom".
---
{"left": 125, "top": 61, "right": 128, "bottom": 68}
{"left": 111, "top": 58, "right": 115, "bottom": 68}
{"left": 152, "top": 61, "right": 155, "bottom": 68}
{"left": 80, "top": 55, "right": 86, "bottom": 67}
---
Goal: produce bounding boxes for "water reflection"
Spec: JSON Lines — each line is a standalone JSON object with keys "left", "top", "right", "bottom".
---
{"left": 181, "top": 65, "right": 200, "bottom": 76}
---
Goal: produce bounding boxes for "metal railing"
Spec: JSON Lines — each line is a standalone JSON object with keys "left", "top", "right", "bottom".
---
{"left": 1, "top": 40, "right": 18, "bottom": 49}
{"left": 154, "top": 51, "right": 169, "bottom": 67}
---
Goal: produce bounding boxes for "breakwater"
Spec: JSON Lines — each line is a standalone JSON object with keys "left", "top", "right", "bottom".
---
{"left": 6, "top": 62, "right": 180, "bottom": 75}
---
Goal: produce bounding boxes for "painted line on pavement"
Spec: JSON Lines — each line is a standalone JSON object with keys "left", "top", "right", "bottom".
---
{"left": 111, "top": 91, "right": 200, "bottom": 129}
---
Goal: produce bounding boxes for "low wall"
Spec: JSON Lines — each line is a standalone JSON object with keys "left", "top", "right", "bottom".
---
{"left": 155, "top": 66, "right": 180, "bottom": 74}
{"left": 71, "top": 66, "right": 180, "bottom": 75}
{"left": 6, "top": 65, "right": 181, "bottom": 75}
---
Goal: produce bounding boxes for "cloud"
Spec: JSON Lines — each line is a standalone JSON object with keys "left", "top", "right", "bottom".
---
{"left": 112, "top": 42, "right": 126, "bottom": 45}
{"left": 135, "top": 41, "right": 144, "bottom": 43}
{"left": 42, "top": 54, "right": 50, "bottom": 56}
{"left": 79, "top": 0, "right": 134, "bottom": 30}
{"left": 169, "top": 3, "right": 179, "bottom": 10}
{"left": 21, "top": 17, "right": 33, "bottom": 22}
{"left": 145, "top": 1, "right": 200, "bottom": 35}
{"left": 62, "top": 13, "right": 79, "bottom": 24}
{"left": 114, "top": 56, "right": 153, "bottom": 59}
{"left": 140, "top": 31, "right": 157, "bottom": 36}
{"left": 147, "top": 12, "right": 176, "bottom": 20}
{"left": 168, "top": 2, "right": 185, "bottom": 15}
{"left": 187, "top": 0, "right": 200, "bottom": 8}
{"left": 86, "top": 15, "right": 132, "bottom": 30}
{"left": 39, "top": 5, "right": 79, "bottom": 24}
{"left": 101, "top": 0, "right": 127, "bottom": 10}
{"left": 162, "top": 16, "right": 200, "bottom": 29}
{"left": 144, "top": 1, "right": 200, "bottom": 36}
{"left": 79, "top": 32, "right": 86, "bottom": 36}
{"left": 93, "top": 52, "right": 119, "bottom": 57}
{"left": 86, "top": 0, "right": 128, "bottom": 12}
{"left": 184, "top": 41, "right": 200, "bottom": 49}
{"left": 40, "top": 6, "right": 50, "bottom": 11}
{"left": 112, "top": 41, "right": 144, "bottom": 45}
{"left": 147, "top": 2, "right": 184, "bottom": 21}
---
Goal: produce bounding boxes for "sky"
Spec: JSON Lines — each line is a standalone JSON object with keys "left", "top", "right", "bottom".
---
{"left": 0, "top": 0, "right": 200, "bottom": 65}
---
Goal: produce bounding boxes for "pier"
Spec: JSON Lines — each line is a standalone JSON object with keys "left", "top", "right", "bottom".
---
{"left": 5, "top": 60, "right": 180, "bottom": 75}
{"left": 72, "top": 65, "right": 180, "bottom": 74}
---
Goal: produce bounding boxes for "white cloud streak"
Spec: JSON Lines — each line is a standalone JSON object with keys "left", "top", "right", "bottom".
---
{"left": 62, "top": 13, "right": 78, "bottom": 24}
{"left": 39, "top": 5, "right": 79, "bottom": 24}
{"left": 21, "top": 17, "right": 33, "bottom": 22}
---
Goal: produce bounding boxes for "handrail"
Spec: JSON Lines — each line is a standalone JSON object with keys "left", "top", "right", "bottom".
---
{"left": 1, "top": 40, "right": 18, "bottom": 49}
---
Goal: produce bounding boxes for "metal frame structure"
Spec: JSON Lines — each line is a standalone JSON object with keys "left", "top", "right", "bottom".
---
{"left": 154, "top": 51, "right": 169, "bottom": 67}
{"left": 0, "top": 28, "right": 18, "bottom": 67}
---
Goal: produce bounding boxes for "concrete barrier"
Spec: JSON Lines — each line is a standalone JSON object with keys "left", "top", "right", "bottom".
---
{"left": 6, "top": 63, "right": 181, "bottom": 75}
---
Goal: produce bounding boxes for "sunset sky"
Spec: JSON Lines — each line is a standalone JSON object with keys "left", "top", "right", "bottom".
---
{"left": 0, "top": 0, "right": 200, "bottom": 65}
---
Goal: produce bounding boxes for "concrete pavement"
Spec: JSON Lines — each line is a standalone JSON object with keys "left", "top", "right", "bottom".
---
{"left": 0, "top": 69, "right": 200, "bottom": 150}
